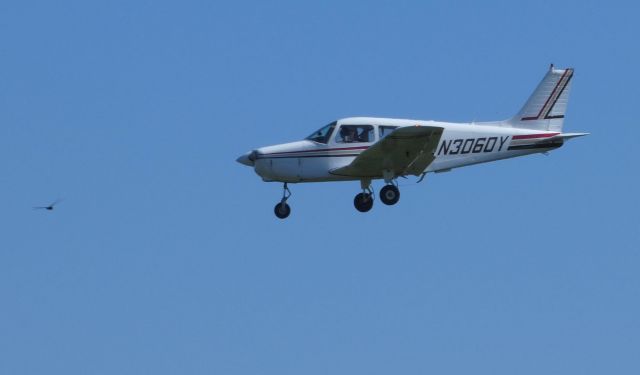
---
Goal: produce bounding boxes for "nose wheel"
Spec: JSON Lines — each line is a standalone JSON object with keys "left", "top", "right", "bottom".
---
{"left": 274, "top": 183, "right": 292, "bottom": 219}
{"left": 380, "top": 184, "right": 400, "bottom": 205}
{"left": 274, "top": 202, "right": 291, "bottom": 219}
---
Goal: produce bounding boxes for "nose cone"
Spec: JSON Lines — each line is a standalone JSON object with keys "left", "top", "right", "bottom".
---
{"left": 236, "top": 151, "right": 255, "bottom": 167}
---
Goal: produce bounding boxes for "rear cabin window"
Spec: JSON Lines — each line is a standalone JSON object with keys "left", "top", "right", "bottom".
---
{"left": 379, "top": 126, "right": 399, "bottom": 139}
{"left": 335, "top": 125, "right": 374, "bottom": 143}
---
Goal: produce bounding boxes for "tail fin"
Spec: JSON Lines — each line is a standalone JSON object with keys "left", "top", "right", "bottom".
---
{"left": 507, "top": 65, "right": 574, "bottom": 132}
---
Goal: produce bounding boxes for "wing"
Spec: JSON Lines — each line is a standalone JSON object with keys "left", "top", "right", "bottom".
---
{"left": 330, "top": 125, "right": 444, "bottom": 178}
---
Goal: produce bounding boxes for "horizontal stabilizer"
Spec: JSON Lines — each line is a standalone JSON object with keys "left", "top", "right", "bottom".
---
{"left": 550, "top": 132, "right": 590, "bottom": 140}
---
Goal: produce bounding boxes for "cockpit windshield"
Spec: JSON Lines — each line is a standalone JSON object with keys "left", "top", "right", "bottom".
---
{"left": 305, "top": 121, "right": 336, "bottom": 144}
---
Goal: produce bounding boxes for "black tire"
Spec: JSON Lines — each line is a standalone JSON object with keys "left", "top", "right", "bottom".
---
{"left": 380, "top": 185, "right": 400, "bottom": 205}
{"left": 354, "top": 193, "right": 374, "bottom": 212}
{"left": 274, "top": 202, "right": 291, "bottom": 219}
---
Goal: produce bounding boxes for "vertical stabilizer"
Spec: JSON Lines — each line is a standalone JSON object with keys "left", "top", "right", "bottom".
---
{"left": 508, "top": 65, "right": 573, "bottom": 132}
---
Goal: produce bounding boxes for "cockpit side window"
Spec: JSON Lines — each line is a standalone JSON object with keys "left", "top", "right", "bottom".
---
{"left": 305, "top": 121, "right": 336, "bottom": 144}
{"left": 379, "top": 125, "right": 399, "bottom": 139}
{"left": 335, "top": 125, "right": 374, "bottom": 143}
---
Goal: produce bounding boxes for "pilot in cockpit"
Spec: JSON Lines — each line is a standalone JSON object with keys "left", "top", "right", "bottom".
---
{"left": 340, "top": 126, "right": 358, "bottom": 143}
{"left": 339, "top": 125, "right": 372, "bottom": 143}
{"left": 357, "top": 127, "right": 369, "bottom": 142}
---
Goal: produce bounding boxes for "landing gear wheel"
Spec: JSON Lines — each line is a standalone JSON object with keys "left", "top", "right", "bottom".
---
{"left": 354, "top": 193, "right": 374, "bottom": 212}
{"left": 380, "top": 185, "right": 400, "bottom": 205}
{"left": 274, "top": 183, "right": 292, "bottom": 219}
{"left": 274, "top": 202, "right": 291, "bottom": 219}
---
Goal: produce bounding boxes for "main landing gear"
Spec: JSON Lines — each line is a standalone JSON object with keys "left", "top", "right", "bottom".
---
{"left": 274, "top": 183, "right": 291, "bottom": 219}
{"left": 353, "top": 172, "right": 401, "bottom": 213}
{"left": 354, "top": 181, "right": 374, "bottom": 212}
{"left": 379, "top": 184, "right": 400, "bottom": 205}
{"left": 379, "top": 170, "right": 400, "bottom": 206}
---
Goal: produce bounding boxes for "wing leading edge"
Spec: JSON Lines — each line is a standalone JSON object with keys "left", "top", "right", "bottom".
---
{"left": 330, "top": 125, "right": 444, "bottom": 178}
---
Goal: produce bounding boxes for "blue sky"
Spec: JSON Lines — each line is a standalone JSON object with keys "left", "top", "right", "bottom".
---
{"left": 1, "top": 0, "right": 639, "bottom": 373}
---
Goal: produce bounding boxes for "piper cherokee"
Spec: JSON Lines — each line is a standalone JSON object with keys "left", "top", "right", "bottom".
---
{"left": 237, "top": 65, "right": 588, "bottom": 219}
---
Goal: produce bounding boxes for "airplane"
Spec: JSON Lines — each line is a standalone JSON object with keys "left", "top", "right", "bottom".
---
{"left": 237, "top": 65, "right": 588, "bottom": 219}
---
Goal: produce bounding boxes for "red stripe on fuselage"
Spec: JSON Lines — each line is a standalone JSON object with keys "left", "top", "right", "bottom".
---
{"left": 511, "top": 132, "right": 560, "bottom": 140}
{"left": 263, "top": 145, "right": 369, "bottom": 156}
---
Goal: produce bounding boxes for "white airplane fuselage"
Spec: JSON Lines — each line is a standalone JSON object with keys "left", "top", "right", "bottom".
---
{"left": 239, "top": 117, "right": 565, "bottom": 183}
{"left": 237, "top": 66, "right": 587, "bottom": 218}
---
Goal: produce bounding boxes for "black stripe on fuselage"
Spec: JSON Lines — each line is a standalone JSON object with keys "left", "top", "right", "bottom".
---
{"left": 507, "top": 142, "right": 563, "bottom": 151}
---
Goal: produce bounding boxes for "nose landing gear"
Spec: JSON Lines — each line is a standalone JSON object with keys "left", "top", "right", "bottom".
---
{"left": 274, "top": 183, "right": 292, "bottom": 219}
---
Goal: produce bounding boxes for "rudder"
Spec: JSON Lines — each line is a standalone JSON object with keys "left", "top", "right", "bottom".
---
{"left": 508, "top": 65, "right": 574, "bottom": 132}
